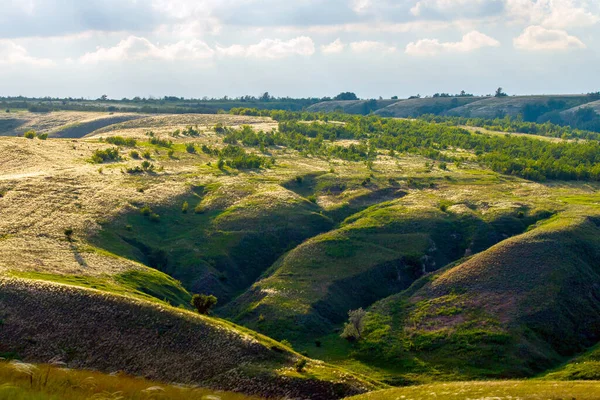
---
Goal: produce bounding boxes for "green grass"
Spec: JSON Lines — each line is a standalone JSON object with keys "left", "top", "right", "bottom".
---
{"left": 345, "top": 381, "right": 600, "bottom": 400}
{"left": 9, "top": 268, "right": 191, "bottom": 308}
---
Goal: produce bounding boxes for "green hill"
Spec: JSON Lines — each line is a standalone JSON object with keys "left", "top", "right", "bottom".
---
{"left": 354, "top": 212, "right": 600, "bottom": 380}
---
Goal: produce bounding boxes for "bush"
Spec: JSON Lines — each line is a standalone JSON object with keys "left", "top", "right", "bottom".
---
{"left": 191, "top": 294, "right": 217, "bottom": 314}
{"left": 141, "top": 160, "right": 154, "bottom": 171}
{"left": 167, "top": 149, "right": 175, "bottom": 158}
{"left": 91, "top": 148, "right": 120, "bottom": 164}
{"left": 281, "top": 339, "right": 293, "bottom": 349}
{"left": 295, "top": 358, "right": 307, "bottom": 373}
{"left": 142, "top": 150, "right": 152, "bottom": 159}
{"left": 38, "top": 133, "right": 48, "bottom": 140}
{"left": 182, "top": 201, "right": 189, "bottom": 213}
{"left": 149, "top": 213, "right": 160, "bottom": 223}
{"left": 129, "top": 150, "right": 140, "bottom": 159}
{"left": 186, "top": 143, "right": 196, "bottom": 154}
{"left": 105, "top": 136, "right": 136, "bottom": 147}
{"left": 64, "top": 228, "right": 74, "bottom": 240}
{"left": 140, "top": 205, "right": 152, "bottom": 216}
{"left": 24, "top": 130, "right": 36, "bottom": 139}
{"left": 150, "top": 137, "right": 173, "bottom": 147}
{"left": 194, "top": 203, "right": 205, "bottom": 214}
{"left": 315, "top": 340, "right": 322, "bottom": 348}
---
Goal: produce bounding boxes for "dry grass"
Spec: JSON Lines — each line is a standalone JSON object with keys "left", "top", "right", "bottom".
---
{"left": 0, "top": 360, "right": 260, "bottom": 400}
{"left": 345, "top": 381, "right": 600, "bottom": 400}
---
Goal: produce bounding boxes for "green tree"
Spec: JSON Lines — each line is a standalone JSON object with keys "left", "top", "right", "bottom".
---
{"left": 341, "top": 308, "right": 367, "bottom": 341}
{"left": 191, "top": 294, "right": 218, "bottom": 315}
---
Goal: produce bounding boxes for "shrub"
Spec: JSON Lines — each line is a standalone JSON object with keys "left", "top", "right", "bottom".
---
{"left": 315, "top": 340, "right": 322, "bottom": 348}
{"left": 142, "top": 150, "right": 152, "bottom": 159}
{"left": 191, "top": 294, "right": 217, "bottom": 314}
{"left": 141, "top": 161, "right": 154, "bottom": 171}
{"left": 105, "top": 136, "right": 136, "bottom": 147}
{"left": 140, "top": 205, "right": 152, "bottom": 216}
{"left": 307, "top": 195, "right": 317, "bottom": 203}
{"left": 167, "top": 149, "right": 175, "bottom": 158}
{"left": 186, "top": 143, "right": 196, "bottom": 154}
{"left": 217, "top": 158, "right": 225, "bottom": 170}
{"left": 38, "top": 133, "right": 48, "bottom": 140}
{"left": 150, "top": 137, "right": 173, "bottom": 147}
{"left": 129, "top": 150, "right": 140, "bottom": 159}
{"left": 149, "top": 213, "right": 160, "bottom": 223}
{"left": 91, "top": 148, "right": 120, "bottom": 164}
{"left": 295, "top": 359, "right": 307, "bottom": 373}
{"left": 281, "top": 339, "right": 293, "bottom": 349}
{"left": 194, "top": 203, "right": 205, "bottom": 214}
{"left": 64, "top": 228, "right": 74, "bottom": 240}
{"left": 341, "top": 308, "right": 367, "bottom": 341}
{"left": 24, "top": 130, "right": 36, "bottom": 139}
{"left": 295, "top": 176, "right": 303, "bottom": 184}
{"left": 439, "top": 162, "right": 448, "bottom": 170}
{"left": 182, "top": 201, "right": 189, "bottom": 213}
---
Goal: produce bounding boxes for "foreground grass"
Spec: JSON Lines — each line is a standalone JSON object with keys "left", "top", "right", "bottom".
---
{"left": 0, "top": 361, "right": 261, "bottom": 400}
{"left": 345, "top": 381, "right": 600, "bottom": 399}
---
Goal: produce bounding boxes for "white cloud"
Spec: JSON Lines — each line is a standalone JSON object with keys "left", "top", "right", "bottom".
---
{"left": 513, "top": 25, "right": 586, "bottom": 50}
{"left": 350, "top": 40, "right": 396, "bottom": 53}
{"left": 79, "top": 36, "right": 214, "bottom": 64}
{"left": 321, "top": 38, "right": 345, "bottom": 54}
{"left": 506, "top": 0, "right": 599, "bottom": 29}
{"left": 411, "top": 0, "right": 491, "bottom": 16}
{"left": 217, "top": 37, "right": 315, "bottom": 59}
{"left": 0, "top": 39, "right": 54, "bottom": 66}
{"left": 406, "top": 30, "right": 500, "bottom": 56}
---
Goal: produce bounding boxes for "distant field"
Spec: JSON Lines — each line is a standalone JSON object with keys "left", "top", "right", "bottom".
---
{"left": 345, "top": 381, "right": 600, "bottom": 400}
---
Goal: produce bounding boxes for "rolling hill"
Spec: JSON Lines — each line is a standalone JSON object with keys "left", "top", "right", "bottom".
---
{"left": 3, "top": 109, "right": 600, "bottom": 398}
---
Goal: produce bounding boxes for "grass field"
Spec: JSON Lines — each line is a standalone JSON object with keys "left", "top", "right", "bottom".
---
{"left": 345, "top": 381, "right": 600, "bottom": 400}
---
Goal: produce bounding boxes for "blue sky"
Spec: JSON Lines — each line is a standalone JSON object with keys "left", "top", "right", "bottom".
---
{"left": 1, "top": 0, "right": 598, "bottom": 99}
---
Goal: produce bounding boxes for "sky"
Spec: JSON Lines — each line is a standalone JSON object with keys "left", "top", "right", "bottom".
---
{"left": 0, "top": 0, "right": 599, "bottom": 99}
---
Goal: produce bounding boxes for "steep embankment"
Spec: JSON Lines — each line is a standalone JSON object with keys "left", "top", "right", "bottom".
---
{"left": 356, "top": 212, "right": 600, "bottom": 380}
{"left": 0, "top": 277, "right": 377, "bottom": 399}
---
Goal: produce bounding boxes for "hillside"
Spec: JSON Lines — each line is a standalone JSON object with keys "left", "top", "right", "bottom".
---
{"left": 308, "top": 95, "right": 600, "bottom": 129}
{"left": 4, "top": 109, "right": 600, "bottom": 397}
{"left": 345, "top": 381, "right": 600, "bottom": 400}
{"left": 353, "top": 211, "right": 600, "bottom": 381}
{"left": 375, "top": 97, "right": 484, "bottom": 118}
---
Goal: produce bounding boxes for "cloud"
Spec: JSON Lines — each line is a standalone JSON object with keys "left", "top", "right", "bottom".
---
{"left": 513, "top": 25, "right": 586, "bottom": 50}
{"left": 410, "top": 0, "right": 504, "bottom": 18}
{"left": 321, "top": 39, "right": 345, "bottom": 54}
{"left": 217, "top": 37, "right": 315, "bottom": 59}
{"left": 406, "top": 30, "right": 500, "bottom": 56}
{"left": 79, "top": 36, "right": 214, "bottom": 64}
{"left": 505, "top": 0, "right": 599, "bottom": 29}
{"left": 0, "top": 39, "right": 54, "bottom": 66}
{"left": 0, "top": 0, "right": 161, "bottom": 38}
{"left": 350, "top": 41, "right": 396, "bottom": 53}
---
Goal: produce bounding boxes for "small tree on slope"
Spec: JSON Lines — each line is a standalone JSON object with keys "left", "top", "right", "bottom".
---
{"left": 341, "top": 308, "right": 367, "bottom": 341}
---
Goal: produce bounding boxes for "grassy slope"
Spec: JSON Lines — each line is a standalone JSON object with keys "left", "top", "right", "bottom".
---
{"left": 374, "top": 97, "right": 484, "bottom": 118}
{"left": 447, "top": 95, "right": 591, "bottom": 118}
{"left": 0, "top": 360, "right": 260, "bottom": 400}
{"left": 307, "top": 100, "right": 398, "bottom": 115}
{"left": 354, "top": 211, "right": 600, "bottom": 382}
{"left": 222, "top": 196, "right": 549, "bottom": 343}
{"left": 345, "top": 381, "right": 600, "bottom": 400}
{"left": 0, "top": 277, "right": 378, "bottom": 399}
